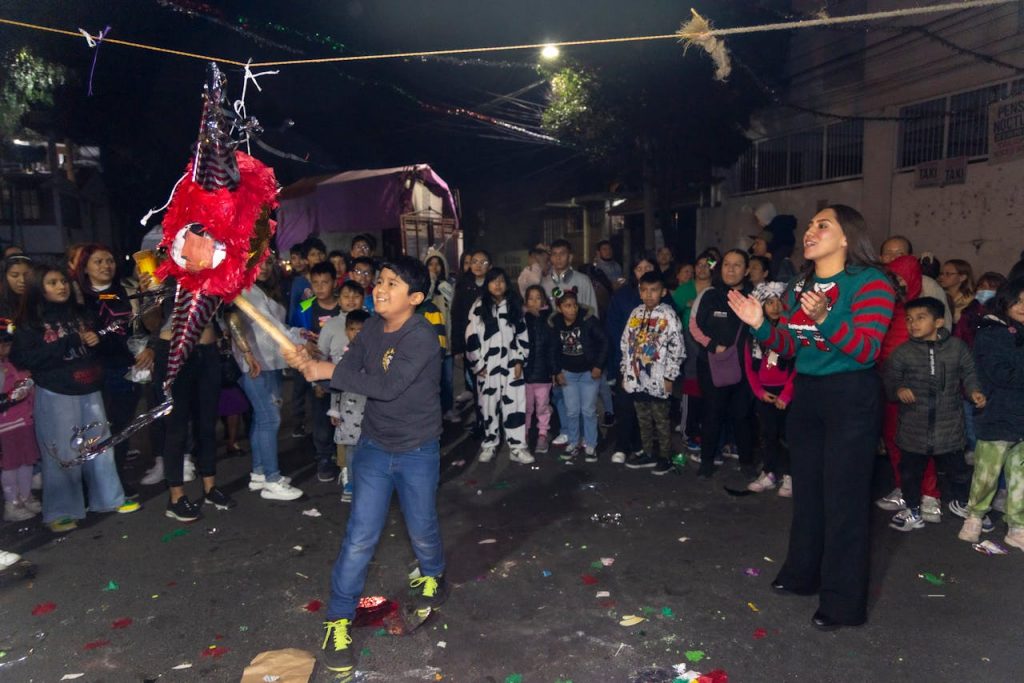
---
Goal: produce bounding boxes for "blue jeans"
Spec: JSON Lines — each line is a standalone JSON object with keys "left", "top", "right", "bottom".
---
{"left": 35, "top": 387, "right": 125, "bottom": 522}
{"left": 561, "top": 371, "right": 600, "bottom": 448}
{"left": 552, "top": 385, "right": 567, "bottom": 438}
{"left": 326, "top": 437, "right": 445, "bottom": 620}
{"left": 240, "top": 369, "right": 284, "bottom": 481}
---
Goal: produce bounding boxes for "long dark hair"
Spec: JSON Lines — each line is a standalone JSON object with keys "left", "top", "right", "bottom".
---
{"left": 991, "top": 277, "right": 1024, "bottom": 331}
{"left": 75, "top": 243, "right": 118, "bottom": 294}
{"left": 478, "top": 268, "right": 523, "bottom": 335}
{"left": 797, "top": 204, "right": 883, "bottom": 291}
{"left": 0, "top": 254, "right": 32, "bottom": 314}
{"left": 17, "top": 263, "right": 89, "bottom": 330}
{"left": 626, "top": 253, "right": 657, "bottom": 288}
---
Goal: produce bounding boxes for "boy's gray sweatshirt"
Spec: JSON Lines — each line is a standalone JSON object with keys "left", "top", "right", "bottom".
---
{"left": 330, "top": 313, "right": 441, "bottom": 452}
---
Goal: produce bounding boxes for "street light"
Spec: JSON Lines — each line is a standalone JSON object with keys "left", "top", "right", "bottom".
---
{"left": 541, "top": 44, "right": 560, "bottom": 61}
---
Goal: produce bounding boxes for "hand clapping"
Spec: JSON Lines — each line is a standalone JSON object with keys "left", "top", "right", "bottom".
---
{"left": 726, "top": 289, "right": 764, "bottom": 329}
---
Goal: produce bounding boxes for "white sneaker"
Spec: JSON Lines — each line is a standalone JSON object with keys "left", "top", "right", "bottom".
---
{"left": 584, "top": 446, "right": 597, "bottom": 463}
{"left": 921, "top": 495, "right": 942, "bottom": 523}
{"left": 510, "top": 449, "right": 535, "bottom": 465}
{"left": 4, "top": 501, "right": 35, "bottom": 522}
{"left": 551, "top": 434, "right": 570, "bottom": 447}
{"left": 478, "top": 447, "right": 495, "bottom": 463}
{"left": 0, "top": 549, "right": 21, "bottom": 570}
{"left": 611, "top": 451, "right": 626, "bottom": 464}
{"left": 183, "top": 456, "right": 196, "bottom": 483}
{"left": 140, "top": 457, "right": 165, "bottom": 485}
{"left": 747, "top": 472, "right": 776, "bottom": 492}
{"left": 777, "top": 475, "right": 793, "bottom": 498}
{"left": 260, "top": 479, "right": 304, "bottom": 501}
{"left": 249, "top": 473, "right": 292, "bottom": 491}
{"left": 875, "top": 487, "right": 905, "bottom": 511}
{"left": 721, "top": 443, "right": 739, "bottom": 460}
{"left": 20, "top": 496, "right": 42, "bottom": 514}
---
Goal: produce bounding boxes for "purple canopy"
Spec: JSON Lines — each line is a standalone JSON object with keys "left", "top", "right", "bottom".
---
{"left": 276, "top": 164, "right": 459, "bottom": 251}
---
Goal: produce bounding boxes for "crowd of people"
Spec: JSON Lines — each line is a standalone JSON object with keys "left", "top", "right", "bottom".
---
{"left": 1, "top": 211, "right": 1023, "bottom": 646}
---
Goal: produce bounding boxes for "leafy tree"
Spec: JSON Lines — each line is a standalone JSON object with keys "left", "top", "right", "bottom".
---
{"left": 0, "top": 47, "right": 68, "bottom": 140}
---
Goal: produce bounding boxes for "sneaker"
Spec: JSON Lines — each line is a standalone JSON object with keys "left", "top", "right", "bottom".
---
{"left": 341, "top": 481, "right": 353, "bottom": 503}
{"left": 182, "top": 457, "right": 196, "bottom": 483}
{"left": 625, "top": 453, "right": 658, "bottom": 469}
{"left": 165, "top": 496, "right": 201, "bottom": 522}
{"left": 1005, "top": 527, "right": 1024, "bottom": 552}
{"left": 875, "top": 488, "right": 905, "bottom": 511}
{"left": 0, "top": 549, "right": 21, "bottom": 570}
{"left": 20, "top": 496, "right": 42, "bottom": 514}
{"left": 688, "top": 452, "right": 724, "bottom": 466}
{"left": 551, "top": 434, "right": 570, "bottom": 447}
{"left": 559, "top": 446, "right": 579, "bottom": 462}
{"left": 777, "top": 475, "right": 793, "bottom": 498}
{"left": 674, "top": 423, "right": 684, "bottom": 434}
{"left": 958, "top": 516, "right": 982, "bottom": 543}
{"left": 48, "top": 517, "right": 78, "bottom": 533}
{"left": 652, "top": 459, "right": 674, "bottom": 476}
{"left": 535, "top": 435, "right": 549, "bottom": 454}
{"left": 889, "top": 507, "right": 925, "bottom": 532}
{"left": 603, "top": 412, "right": 615, "bottom": 428}
{"left": 410, "top": 574, "right": 449, "bottom": 610}
{"left": 583, "top": 446, "right": 597, "bottom": 463}
{"left": 4, "top": 501, "right": 35, "bottom": 522}
{"left": 478, "top": 447, "right": 496, "bottom": 463}
{"left": 291, "top": 425, "right": 308, "bottom": 439}
{"left": 140, "top": 457, "right": 165, "bottom": 485}
{"left": 317, "top": 462, "right": 341, "bottom": 483}
{"left": 921, "top": 495, "right": 941, "bottom": 523}
{"left": 510, "top": 448, "right": 536, "bottom": 465}
{"left": 249, "top": 473, "right": 293, "bottom": 491}
{"left": 320, "top": 618, "right": 355, "bottom": 673}
{"left": 947, "top": 501, "right": 994, "bottom": 532}
{"left": 261, "top": 479, "right": 304, "bottom": 501}
{"left": 685, "top": 439, "right": 701, "bottom": 452}
{"left": 610, "top": 451, "right": 626, "bottom": 464}
{"left": 123, "top": 485, "right": 139, "bottom": 502}
{"left": 117, "top": 501, "right": 141, "bottom": 514}
{"left": 202, "top": 487, "right": 236, "bottom": 510}
{"left": 721, "top": 443, "right": 739, "bottom": 460}
{"left": 747, "top": 472, "right": 777, "bottom": 492}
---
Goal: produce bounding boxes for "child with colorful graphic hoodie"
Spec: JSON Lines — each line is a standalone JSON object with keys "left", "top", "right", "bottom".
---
{"left": 620, "top": 272, "right": 685, "bottom": 474}
{"left": 744, "top": 281, "right": 796, "bottom": 495}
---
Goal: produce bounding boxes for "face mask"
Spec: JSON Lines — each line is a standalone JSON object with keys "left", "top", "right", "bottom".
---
{"left": 975, "top": 290, "right": 995, "bottom": 304}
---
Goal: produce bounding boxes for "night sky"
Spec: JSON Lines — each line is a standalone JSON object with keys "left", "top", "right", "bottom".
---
{"left": 0, "top": 0, "right": 789, "bottom": 247}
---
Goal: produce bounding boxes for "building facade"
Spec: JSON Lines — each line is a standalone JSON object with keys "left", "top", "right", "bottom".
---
{"left": 699, "top": 0, "right": 1024, "bottom": 276}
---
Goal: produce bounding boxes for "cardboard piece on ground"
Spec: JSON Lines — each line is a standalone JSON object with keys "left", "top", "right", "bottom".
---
{"left": 240, "top": 648, "right": 315, "bottom": 683}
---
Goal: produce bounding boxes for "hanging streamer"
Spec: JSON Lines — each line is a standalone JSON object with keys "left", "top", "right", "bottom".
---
{"left": 78, "top": 25, "right": 111, "bottom": 95}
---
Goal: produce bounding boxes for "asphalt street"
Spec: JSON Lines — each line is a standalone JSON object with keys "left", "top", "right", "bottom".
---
{"left": 0, "top": 381, "right": 1021, "bottom": 683}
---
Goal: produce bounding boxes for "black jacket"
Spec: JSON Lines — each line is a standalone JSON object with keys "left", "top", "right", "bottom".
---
{"left": 12, "top": 301, "right": 103, "bottom": 395}
{"left": 694, "top": 284, "right": 750, "bottom": 361}
{"left": 524, "top": 312, "right": 559, "bottom": 382}
{"left": 550, "top": 307, "right": 607, "bottom": 374}
{"left": 81, "top": 281, "right": 135, "bottom": 368}
{"left": 450, "top": 274, "right": 482, "bottom": 356}
{"left": 973, "top": 315, "right": 1024, "bottom": 442}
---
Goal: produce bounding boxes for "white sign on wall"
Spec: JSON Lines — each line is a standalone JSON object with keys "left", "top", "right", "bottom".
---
{"left": 989, "top": 95, "right": 1024, "bottom": 164}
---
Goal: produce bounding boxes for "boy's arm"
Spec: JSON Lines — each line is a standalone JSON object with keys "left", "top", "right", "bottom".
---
{"left": 882, "top": 349, "right": 906, "bottom": 401}
{"left": 330, "top": 327, "right": 438, "bottom": 401}
{"left": 663, "top": 312, "right": 685, "bottom": 381}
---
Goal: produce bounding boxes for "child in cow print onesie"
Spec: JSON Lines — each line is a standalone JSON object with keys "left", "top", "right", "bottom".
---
{"left": 465, "top": 268, "right": 535, "bottom": 465}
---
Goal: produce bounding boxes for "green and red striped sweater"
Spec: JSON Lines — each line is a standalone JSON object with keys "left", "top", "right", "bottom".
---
{"left": 752, "top": 266, "right": 895, "bottom": 376}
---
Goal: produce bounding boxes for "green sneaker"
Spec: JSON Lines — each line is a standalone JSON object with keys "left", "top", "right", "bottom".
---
{"left": 410, "top": 574, "right": 449, "bottom": 610}
{"left": 320, "top": 618, "right": 354, "bottom": 672}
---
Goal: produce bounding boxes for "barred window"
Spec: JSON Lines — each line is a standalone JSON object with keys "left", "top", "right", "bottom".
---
{"left": 897, "top": 98, "right": 946, "bottom": 167}
{"left": 826, "top": 119, "right": 864, "bottom": 178}
{"left": 735, "top": 121, "right": 862, "bottom": 193}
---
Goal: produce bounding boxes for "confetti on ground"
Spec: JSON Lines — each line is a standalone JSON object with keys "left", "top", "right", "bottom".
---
{"left": 505, "top": 674, "right": 523, "bottom": 683}
{"left": 478, "top": 538, "right": 497, "bottom": 544}
{"left": 678, "top": 537, "right": 691, "bottom": 543}
{"left": 661, "top": 607, "right": 675, "bottom": 618}
{"left": 201, "top": 646, "right": 229, "bottom": 658}
{"left": 919, "top": 572, "right": 945, "bottom": 586}
{"left": 304, "top": 600, "right": 322, "bottom": 612}
{"left": 685, "top": 650, "right": 706, "bottom": 663}
{"left": 301, "top": 508, "right": 322, "bottom": 517}
{"left": 112, "top": 617, "right": 133, "bottom": 629}
{"left": 763, "top": 556, "right": 774, "bottom": 563}
{"left": 743, "top": 568, "right": 761, "bottom": 577}
{"left": 83, "top": 639, "right": 110, "bottom": 651}
{"left": 292, "top": 545, "right": 303, "bottom": 552}
{"left": 590, "top": 560, "right": 603, "bottom": 569}
{"left": 581, "top": 574, "right": 599, "bottom": 585}
{"left": 437, "top": 641, "right": 447, "bottom": 648}
{"left": 161, "top": 528, "right": 190, "bottom": 543}
{"left": 373, "top": 628, "right": 388, "bottom": 637}
{"left": 491, "top": 481, "right": 511, "bottom": 490}
{"left": 171, "top": 663, "right": 193, "bottom": 670}
{"left": 102, "top": 580, "right": 119, "bottom": 591}
{"left": 360, "top": 647, "right": 371, "bottom": 657}
{"left": 753, "top": 628, "right": 767, "bottom": 640}
{"left": 748, "top": 602, "right": 760, "bottom": 612}
{"left": 596, "top": 591, "right": 611, "bottom": 598}
{"left": 60, "top": 675, "right": 85, "bottom": 681}
{"left": 601, "top": 557, "right": 615, "bottom": 566}
{"left": 542, "top": 570, "right": 552, "bottom": 577}
{"left": 31, "top": 602, "right": 56, "bottom": 616}
{"left": 619, "top": 615, "right": 646, "bottom": 626}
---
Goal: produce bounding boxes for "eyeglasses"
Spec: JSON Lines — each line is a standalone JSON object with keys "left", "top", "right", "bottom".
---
{"left": 471, "top": 259, "right": 490, "bottom": 266}
{"left": 353, "top": 244, "right": 370, "bottom": 253}
{"left": 353, "top": 269, "right": 373, "bottom": 277}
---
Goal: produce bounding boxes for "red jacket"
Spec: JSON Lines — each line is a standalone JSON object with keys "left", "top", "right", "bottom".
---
{"left": 880, "top": 255, "right": 922, "bottom": 362}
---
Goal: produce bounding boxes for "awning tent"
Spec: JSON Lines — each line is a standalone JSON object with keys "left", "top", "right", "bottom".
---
{"left": 276, "top": 164, "right": 459, "bottom": 252}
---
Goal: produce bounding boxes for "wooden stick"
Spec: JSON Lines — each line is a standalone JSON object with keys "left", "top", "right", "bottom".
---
{"left": 232, "top": 292, "right": 299, "bottom": 352}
